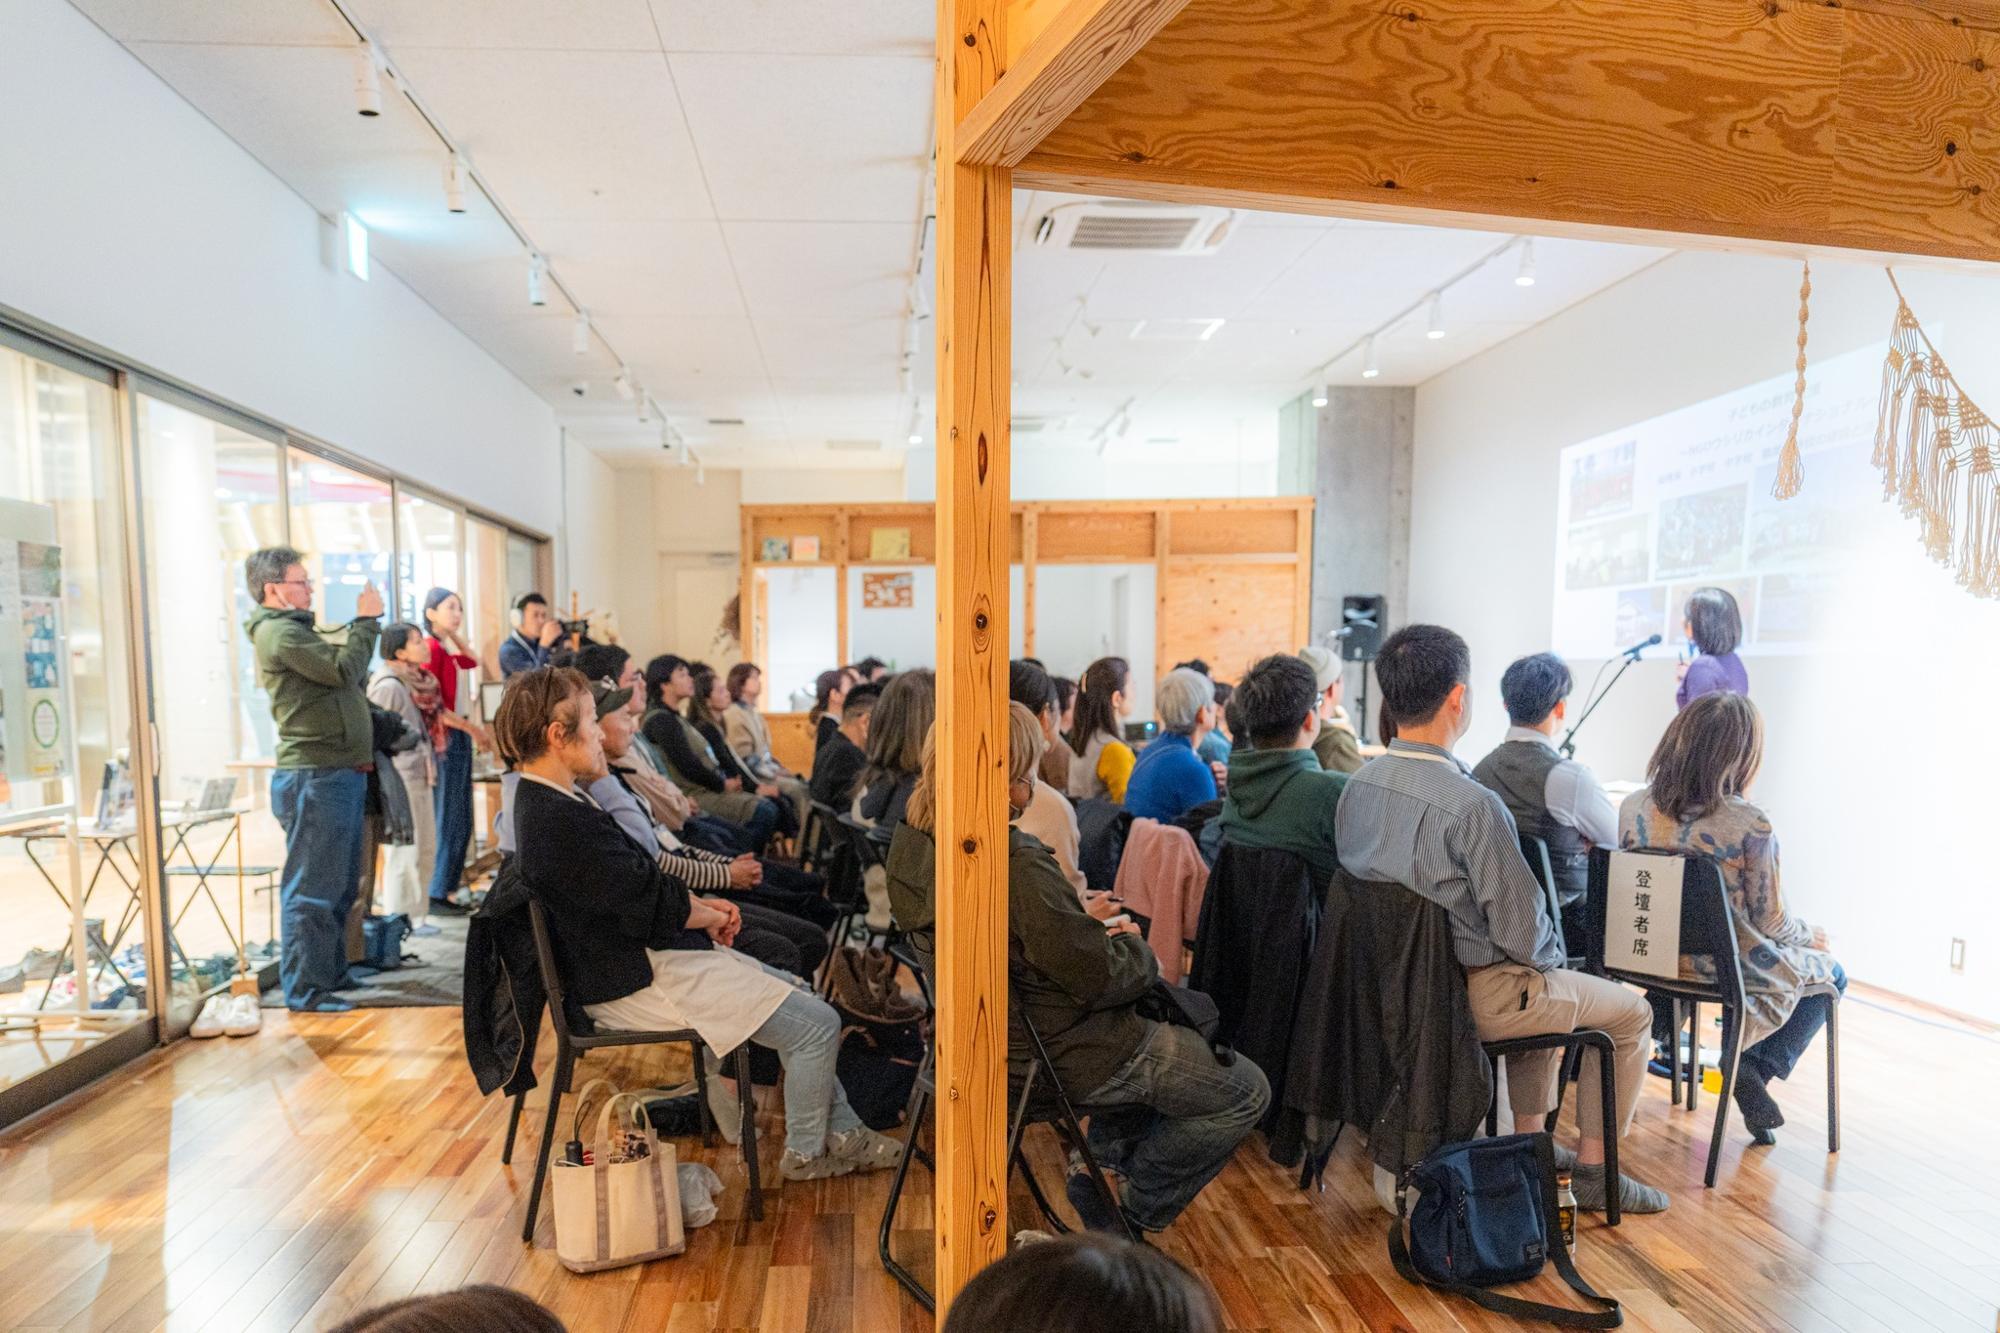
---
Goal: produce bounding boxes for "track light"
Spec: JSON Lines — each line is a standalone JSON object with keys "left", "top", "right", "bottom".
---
{"left": 444, "top": 153, "right": 467, "bottom": 213}
{"left": 907, "top": 431, "right": 922, "bottom": 446}
{"left": 353, "top": 43, "right": 382, "bottom": 117}
{"left": 1361, "top": 335, "right": 1380, "bottom": 379}
{"left": 613, "top": 369, "right": 634, "bottom": 400}
{"left": 527, "top": 253, "right": 547, "bottom": 307}
{"left": 1426, "top": 292, "right": 1446, "bottom": 340}
{"left": 572, "top": 312, "right": 590, "bottom": 356}
{"left": 1312, "top": 383, "right": 1329, "bottom": 408}
{"left": 1515, "top": 238, "right": 1536, "bottom": 288}
{"left": 637, "top": 395, "right": 652, "bottom": 424}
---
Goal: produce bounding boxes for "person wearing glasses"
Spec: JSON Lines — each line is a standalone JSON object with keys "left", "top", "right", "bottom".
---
{"left": 244, "top": 545, "right": 383, "bottom": 1013}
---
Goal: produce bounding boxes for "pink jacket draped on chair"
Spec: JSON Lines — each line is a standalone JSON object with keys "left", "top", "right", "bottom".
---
{"left": 1112, "top": 818, "right": 1208, "bottom": 985}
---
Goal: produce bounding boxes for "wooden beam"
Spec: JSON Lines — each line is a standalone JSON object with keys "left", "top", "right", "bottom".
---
{"left": 1022, "top": 508, "right": 1038, "bottom": 657}
{"left": 933, "top": 0, "right": 1013, "bottom": 1317}
{"left": 959, "top": 0, "right": 1193, "bottom": 167}
{"left": 1022, "top": 0, "right": 2000, "bottom": 265}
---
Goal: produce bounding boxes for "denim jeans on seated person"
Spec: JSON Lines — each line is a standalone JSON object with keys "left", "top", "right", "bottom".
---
{"left": 726, "top": 967, "right": 863, "bottom": 1159}
{"left": 1079, "top": 1021, "right": 1270, "bottom": 1232}
{"left": 270, "top": 765, "right": 367, "bottom": 1010}
{"left": 1743, "top": 962, "right": 1847, "bottom": 1082}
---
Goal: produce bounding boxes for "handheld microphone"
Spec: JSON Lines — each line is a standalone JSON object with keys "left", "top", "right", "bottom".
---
{"left": 1619, "top": 633, "right": 1662, "bottom": 660}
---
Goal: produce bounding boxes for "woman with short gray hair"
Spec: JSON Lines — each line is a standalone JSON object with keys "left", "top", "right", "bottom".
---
{"left": 1122, "top": 667, "right": 1220, "bottom": 822}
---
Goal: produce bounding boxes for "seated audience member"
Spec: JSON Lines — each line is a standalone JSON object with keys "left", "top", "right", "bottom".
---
{"left": 641, "top": 654, "right": 785, "bottom": 852}
{"left": 1065, "top": 657, "right": 1137, "bottom": 803}
{"left": 580, "top": 643, "right": 750, "bottom": 856}
{"left": 1676, "top": 584, "right": 1749, "bottom": 710}
{"left": 1335, "top": 624, "right": 1667, "bottom": 1214}
{"left": 809, "top": 681, "right": 879, "bottom": 810}
{"left": 886, "top": 709, "right": 1269, "bottom": 1238}
{"left": 1123, "top": 668, "right": 1220, "bottom": 823}
{"left": 854, "top": 668, "right": 936, "bottom": 831}
{"left": 942, "top": 1234, "right": 1223, "bottom": 1333}
{"left": 1298, "top": 645, "right": 1362, "bottom": 775}
{"left": 1222, "top": 690, "right": 1250, "bottom": 756}
{"left": 809, "top": 667, "right": 856, "bottom": 753}
{"left": 330, "top": 1285, "right": 567, "bottom": 1333}
{"left": 723, "top": 663, "right": 811, "bottom": 816}
{"left": 1175, "top": 659, "right": 1234, "bottom": 769}
{"left": 854, "top": 655, "right": 889, "bottom": 684}
{"left": 1010, "top": 661, "right": 1089, "bottom": 894}
{"left": 1471, "top": 652, "right": 1617, "bottom": 950}
{"left": 690, "top": 662, "right": 801, "bottom": 840}
{"left": 500, "top": 667, "right": 899, "bottom": 1182}
{"left": 1215, "top": 654, "right": 1346, "bottom": 889}
{"left": 1041, "top": 675, "right": 1078, "bottom": 791}
{"left": 1621, "top": 692, "right": 1841, "bottom": 1145}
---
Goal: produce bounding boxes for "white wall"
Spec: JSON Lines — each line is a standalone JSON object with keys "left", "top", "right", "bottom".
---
{"left": 742, "top": 468, "right": 904, "bottom": 505}
{"left": 1412, "top": 249, "right": 2000, "bottom": 1021}
{"left": 0, "top": 1, "right": 561, "bottom": 535}
{"left": 562, "top": 437, "right": 619, "bottom": 629}
{"left": 903, "top": 425, "right": 1282, "bottom": 501}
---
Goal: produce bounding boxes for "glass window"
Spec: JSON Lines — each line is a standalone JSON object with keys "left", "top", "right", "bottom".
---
{"left": 465, "top": 514, "right": 510, "bottom": 685}
{"left": 0, "top": 339, "right": 146, "bottom": 1085}
{"left": 135, "top": 394, "right": 288, "bottom": 1033}
{"left": 396, "top": 490, "right": 461, "bottom": 626}
{"left": 286, "top": 449, "right": 392, "bottom": 625}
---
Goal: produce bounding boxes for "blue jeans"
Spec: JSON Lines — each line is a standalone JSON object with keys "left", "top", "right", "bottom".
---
{"left": 722, "top": 967, "right": 862, "bottom": 1158}
{"left": 428, "top": 729, "right": 472, "bottom": 902}
{"left": 1080, "top": 1021, "right": 1270, "bottom": 1232}
{"left": 271, "top": 766, "right": 367, "bottom": 1010}
{"left": 740, "top": 797, "right": 781, "bottom": 855}
{"left": 1745, "top": 963, "right": 1847, "bottom": 1082}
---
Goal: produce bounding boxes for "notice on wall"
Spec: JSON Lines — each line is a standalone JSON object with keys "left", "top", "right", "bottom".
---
{"left": 1602, "top": 851, "right": 1682, "bottom": 979}
{"left": 861, "top": 571, "right": 914, "bottom": 609}
{"left": 793, "top": 535, "right": 821, "bottom": 561}
{"left": 868, "top": 527, "right": 911, "bottom": 561}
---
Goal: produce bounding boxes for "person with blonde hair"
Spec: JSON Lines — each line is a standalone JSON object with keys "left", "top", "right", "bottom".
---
{"left": 1620, "top": 691, "right": 1840, "bottom": 1145}
{"left": 887, "top": 704, "right": 1268, "bottom": 1237}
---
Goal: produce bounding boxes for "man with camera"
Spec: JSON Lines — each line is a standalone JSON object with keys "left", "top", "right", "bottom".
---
{"left": 499, "top": 591, "right": 563, "bottom": 679}
{"left": 244, "top": 546, "right": 383, "bottom": 1013}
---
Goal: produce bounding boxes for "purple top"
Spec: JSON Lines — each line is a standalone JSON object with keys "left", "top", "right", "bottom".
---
{"left": 1676, "top": 651, "right": 1748, "bottom": 710}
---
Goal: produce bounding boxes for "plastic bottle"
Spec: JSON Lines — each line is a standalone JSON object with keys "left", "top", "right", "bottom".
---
{"left": 1555, "top": 1172, "right": 1577, "bottom": 1257}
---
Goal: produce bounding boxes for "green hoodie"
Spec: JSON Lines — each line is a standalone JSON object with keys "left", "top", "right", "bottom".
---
{"left": 245, "top": 606, "right": 381, "bottom": 769}
{"left": 1216, "top": 745, "right": 1347, "bottom": 888}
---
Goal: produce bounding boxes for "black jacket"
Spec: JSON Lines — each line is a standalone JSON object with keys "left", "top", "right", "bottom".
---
{"left": 366, "top": 705, "right": 420, "bottom": 845}
{"left": 462, "top": 856, "right": 543, "bottom": 1097}
{"left": 1280, "top": 871, "right": 1493, "bottom": 1177}
{"left": 1072, "top": 798, "right": 1132, "bottom": 893}
{"left": 1190, "top": 843, "right": 1319, "bottom": 1138}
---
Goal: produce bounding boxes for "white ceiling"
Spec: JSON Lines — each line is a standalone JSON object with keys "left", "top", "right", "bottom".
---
{"left": 67, "top": 0, "right": 1670, "bottom": 472}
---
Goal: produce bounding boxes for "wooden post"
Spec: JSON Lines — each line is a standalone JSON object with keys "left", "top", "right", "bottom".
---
{"left": 934, "top": 0, "right": 1011, "bottom": 1317}
{"left": 1021, "top": 507, "right": 1038, "bottom": 658}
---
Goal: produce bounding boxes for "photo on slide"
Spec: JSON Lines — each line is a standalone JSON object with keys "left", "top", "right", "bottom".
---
{"left": 1757, "top": 571, "right": 1841, "bottom": 644}
{"left": 1564, "top": 514, "right": 1650, "bottom": 590}
{"left": 1613, "top": 587, "right": 1667, "bottom": 647}
{"left": 1566, "top": 440, "right": 1637, "bottom": 524}
{"left": 1655, "top": 483, "right": 1746, "bottom": 578}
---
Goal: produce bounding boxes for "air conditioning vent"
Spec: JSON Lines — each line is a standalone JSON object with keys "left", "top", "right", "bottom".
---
{"left": 706, "top": 417, "right": 745, "bottom": 427}
{"left": 825, "top": 438, "right": 880, "bottom": 452}
{"left": 1032, "top": 201, "right": 1235, "bottom": 255}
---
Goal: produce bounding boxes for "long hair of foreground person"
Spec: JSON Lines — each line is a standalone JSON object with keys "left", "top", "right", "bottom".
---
{"left": 941, "top": 1234, "right": 1223, "bottom": 1333}
{"left": 326, "top": 1285, "right": 566, "bottom": 1333}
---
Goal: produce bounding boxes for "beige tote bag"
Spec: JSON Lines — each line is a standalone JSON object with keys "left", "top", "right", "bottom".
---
{"left": 551, "top": 1080, "right": 686, "bottom": 1272}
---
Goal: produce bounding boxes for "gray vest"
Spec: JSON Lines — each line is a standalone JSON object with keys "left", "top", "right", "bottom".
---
{"left": 1471, "top": 739, "right": 1587, "bottom": 910}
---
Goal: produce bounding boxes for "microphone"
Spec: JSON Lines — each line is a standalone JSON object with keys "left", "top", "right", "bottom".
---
{"left": 1619, "top": 633, "right": 1662, "bottom": 660}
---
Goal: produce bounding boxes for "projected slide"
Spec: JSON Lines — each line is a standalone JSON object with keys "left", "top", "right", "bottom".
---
{"left": 1552, "top": 343, "right": 1897, "bottom": 659}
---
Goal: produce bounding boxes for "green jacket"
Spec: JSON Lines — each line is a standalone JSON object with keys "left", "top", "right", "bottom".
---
{"left": 1216, "top": 746, "right": 1347, "bottom": 889}
{"left": 886, "top": 823, "right": 1157, "bottom": 1096}
{"left": 1312, "top": 723, "right": 1363, "bottom": 775}
{"left": 245, "top": 606, "right": 381, "bottom": 769}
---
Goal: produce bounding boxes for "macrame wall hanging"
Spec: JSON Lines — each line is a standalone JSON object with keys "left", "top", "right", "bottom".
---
{"left": 1770, "top": 260, "right": 1810, "bottom": 500}
{"left": 1874, "top": 269, "right": 2000, "bottom": 596}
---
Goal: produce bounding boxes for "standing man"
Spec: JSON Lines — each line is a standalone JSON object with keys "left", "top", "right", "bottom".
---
{"left": 499, "top": 592, "right": 561, "bottom": 678}
{"left": 244, "top": 546, "right": 383, "bottom": 1013}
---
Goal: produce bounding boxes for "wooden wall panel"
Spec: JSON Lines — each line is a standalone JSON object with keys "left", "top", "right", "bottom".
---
{"left": 1036, "top": 509, "right": 1155, "bottom": 561}
{"left": 767, "top": 712, "right": 817, "bottom": 778}
{"left": 1167, "top": 505, "right": 1299, "bottom": 557}
{"left": 1019, "top": 0, "right": 2000, "bottom": 264}
{"left": 751, "top": 512, "right": 838, "bottom": 561}
{"left": 849, "top": 510, "right": 938, "bottom": 563}
{"left": 1160, "top": 560, "right": 1299, "bottom": 679}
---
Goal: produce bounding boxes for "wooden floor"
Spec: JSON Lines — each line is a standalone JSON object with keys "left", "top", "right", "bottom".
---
{"left": 1, "top": 984, "right": 1996, "bottom": 1332}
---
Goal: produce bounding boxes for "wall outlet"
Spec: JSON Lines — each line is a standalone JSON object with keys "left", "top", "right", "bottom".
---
{"left": 1950, "top": 938, "right": 1967, "bottom": 973}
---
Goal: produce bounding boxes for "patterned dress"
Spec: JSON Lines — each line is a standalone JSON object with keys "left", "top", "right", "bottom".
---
{"left": 1618, "top": 790, "right": 1838, "bottom": 1045}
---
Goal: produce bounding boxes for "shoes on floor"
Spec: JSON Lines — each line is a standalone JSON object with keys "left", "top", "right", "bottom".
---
{"left": 1733, "top": 1062, "right": 1784, "bottom": 1144}
{"left": 826, "top": 1126, "right": 902, "bottom": 1172}
{"left": 221, "top": 992, "right": 262, "bottom": 1036}
{"left": 1065, "top": 1169, "right": 1122, "bottom": 1232}
{"left": 409, "top": 923, "right": 442, "bottom": 938}
{"left": 190, "top": 994, "right": 230, "bottom": 1038}
{"left": 291, "top": 994, "right": 355, "bottom": 1013}
{"left": 779, "top": 1149, "right": 855, "bottom": 1181}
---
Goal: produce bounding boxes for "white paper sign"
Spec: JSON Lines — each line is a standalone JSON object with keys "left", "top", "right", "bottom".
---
{"left": 1603, "top": 851, "right": 1682, "bottom": 979}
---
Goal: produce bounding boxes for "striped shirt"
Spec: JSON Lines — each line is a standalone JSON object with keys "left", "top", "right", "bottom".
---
{"left": 587, "top": 770, "right": 738, "bottom": 892}
{"left": 1335, "top": 739, "right": 1563, "bottom": 970}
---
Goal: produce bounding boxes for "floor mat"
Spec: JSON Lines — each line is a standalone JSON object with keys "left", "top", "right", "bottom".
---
{"left": 260, "top": 913, "right": 466, "bottom": 1009}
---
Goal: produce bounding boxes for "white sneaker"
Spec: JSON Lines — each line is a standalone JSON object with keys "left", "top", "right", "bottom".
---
{"left": 190, "top": 994, "right": 229, "bottom": 1039}
{"left": 221, "top": 992, "right": 263, "bottom": 1036}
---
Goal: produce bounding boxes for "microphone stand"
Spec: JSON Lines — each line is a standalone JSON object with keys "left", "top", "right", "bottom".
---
{"left": 1558, "top": 650, "right": 1643, "bottom": 758}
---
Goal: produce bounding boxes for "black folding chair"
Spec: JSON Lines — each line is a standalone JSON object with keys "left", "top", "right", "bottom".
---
{"left": 878, "top": 969, "right": 1134, "bottom": 1311}
{"left": 1518, "top": 832, "right": 1577, "bottom": 965}
{"left": 799, "top": 798, "right": 841, "bottom": 874}
{"left": 501, "top": 898, "right": 763, "bottom": 1241}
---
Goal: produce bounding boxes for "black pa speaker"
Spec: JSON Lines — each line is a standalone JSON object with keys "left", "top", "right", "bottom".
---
{"left": 1340, "top": 595, "right": 1387, "bottom": 662}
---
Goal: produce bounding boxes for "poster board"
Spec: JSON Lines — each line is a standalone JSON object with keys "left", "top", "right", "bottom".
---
{"left": 0, "top": 499, "right": 74, "bottom": 817}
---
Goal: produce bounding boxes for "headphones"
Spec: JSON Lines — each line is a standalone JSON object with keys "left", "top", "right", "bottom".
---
{"left": 510, "top": 593, "right": 544, "bottom": 631}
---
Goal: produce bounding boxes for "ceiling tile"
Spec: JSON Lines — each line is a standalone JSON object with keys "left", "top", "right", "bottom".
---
{"left": 69, "top": 0, "right": 351, "bottom": 45}
{"left": 347, "top": 0, "right": 661, "bottom": 51}
{"left": 724, "top": 221, "right": 914, "bottom": 321}
{"left": 593, "top": 312, "right": 769, "bottom": 381}
{"left": 753, "top": 315, "right": 902, "bottom": 381}
{"left": 648, "top": 1, "right": 929, "bottom": 56}
{"left": 524, "top": 217, "right": 745, "bottom": 317}
{"left": 670, "top": 53, "right": 929, "bottom": 221}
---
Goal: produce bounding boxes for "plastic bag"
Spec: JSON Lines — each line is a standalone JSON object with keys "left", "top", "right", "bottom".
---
{"left": 678, "top": 1162, "right": 725, "bottom": 1229}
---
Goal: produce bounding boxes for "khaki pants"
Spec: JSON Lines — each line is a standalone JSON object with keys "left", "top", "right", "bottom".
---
{"left": 1465, "top": 963, "right": 1651, "bottom": 1143}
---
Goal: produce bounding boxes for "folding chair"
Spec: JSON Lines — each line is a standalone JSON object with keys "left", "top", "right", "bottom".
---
{"left": 501, "top": 898, "right": 763, "bottom": 1241}
{"left": 1587, "top": 848, "right": 1840, "bottom": 1188}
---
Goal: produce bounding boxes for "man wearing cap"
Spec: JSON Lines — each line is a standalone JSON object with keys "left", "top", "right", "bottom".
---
{"left": 1298, "top": 644, "right": 1363, "bottom": 775}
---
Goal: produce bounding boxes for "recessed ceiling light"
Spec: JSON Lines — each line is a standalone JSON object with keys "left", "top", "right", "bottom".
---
{"left": 1426, "top": 292, "right": 1446, "bottom": 340}
{"left": 1515, "top": 237, "right": 1537, "bottom": 287}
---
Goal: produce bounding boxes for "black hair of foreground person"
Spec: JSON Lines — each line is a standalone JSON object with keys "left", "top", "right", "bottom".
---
{"left": 327, "top": 1285, "right": 566, "bottom": 1333}
{"left": 942, "top": 1235, "right": 1223, "bottom": 1333}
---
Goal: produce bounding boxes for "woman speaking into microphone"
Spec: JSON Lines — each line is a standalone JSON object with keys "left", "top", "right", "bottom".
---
{"left": 1675, "top": 586, "right": 1748, "bottom": 710}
